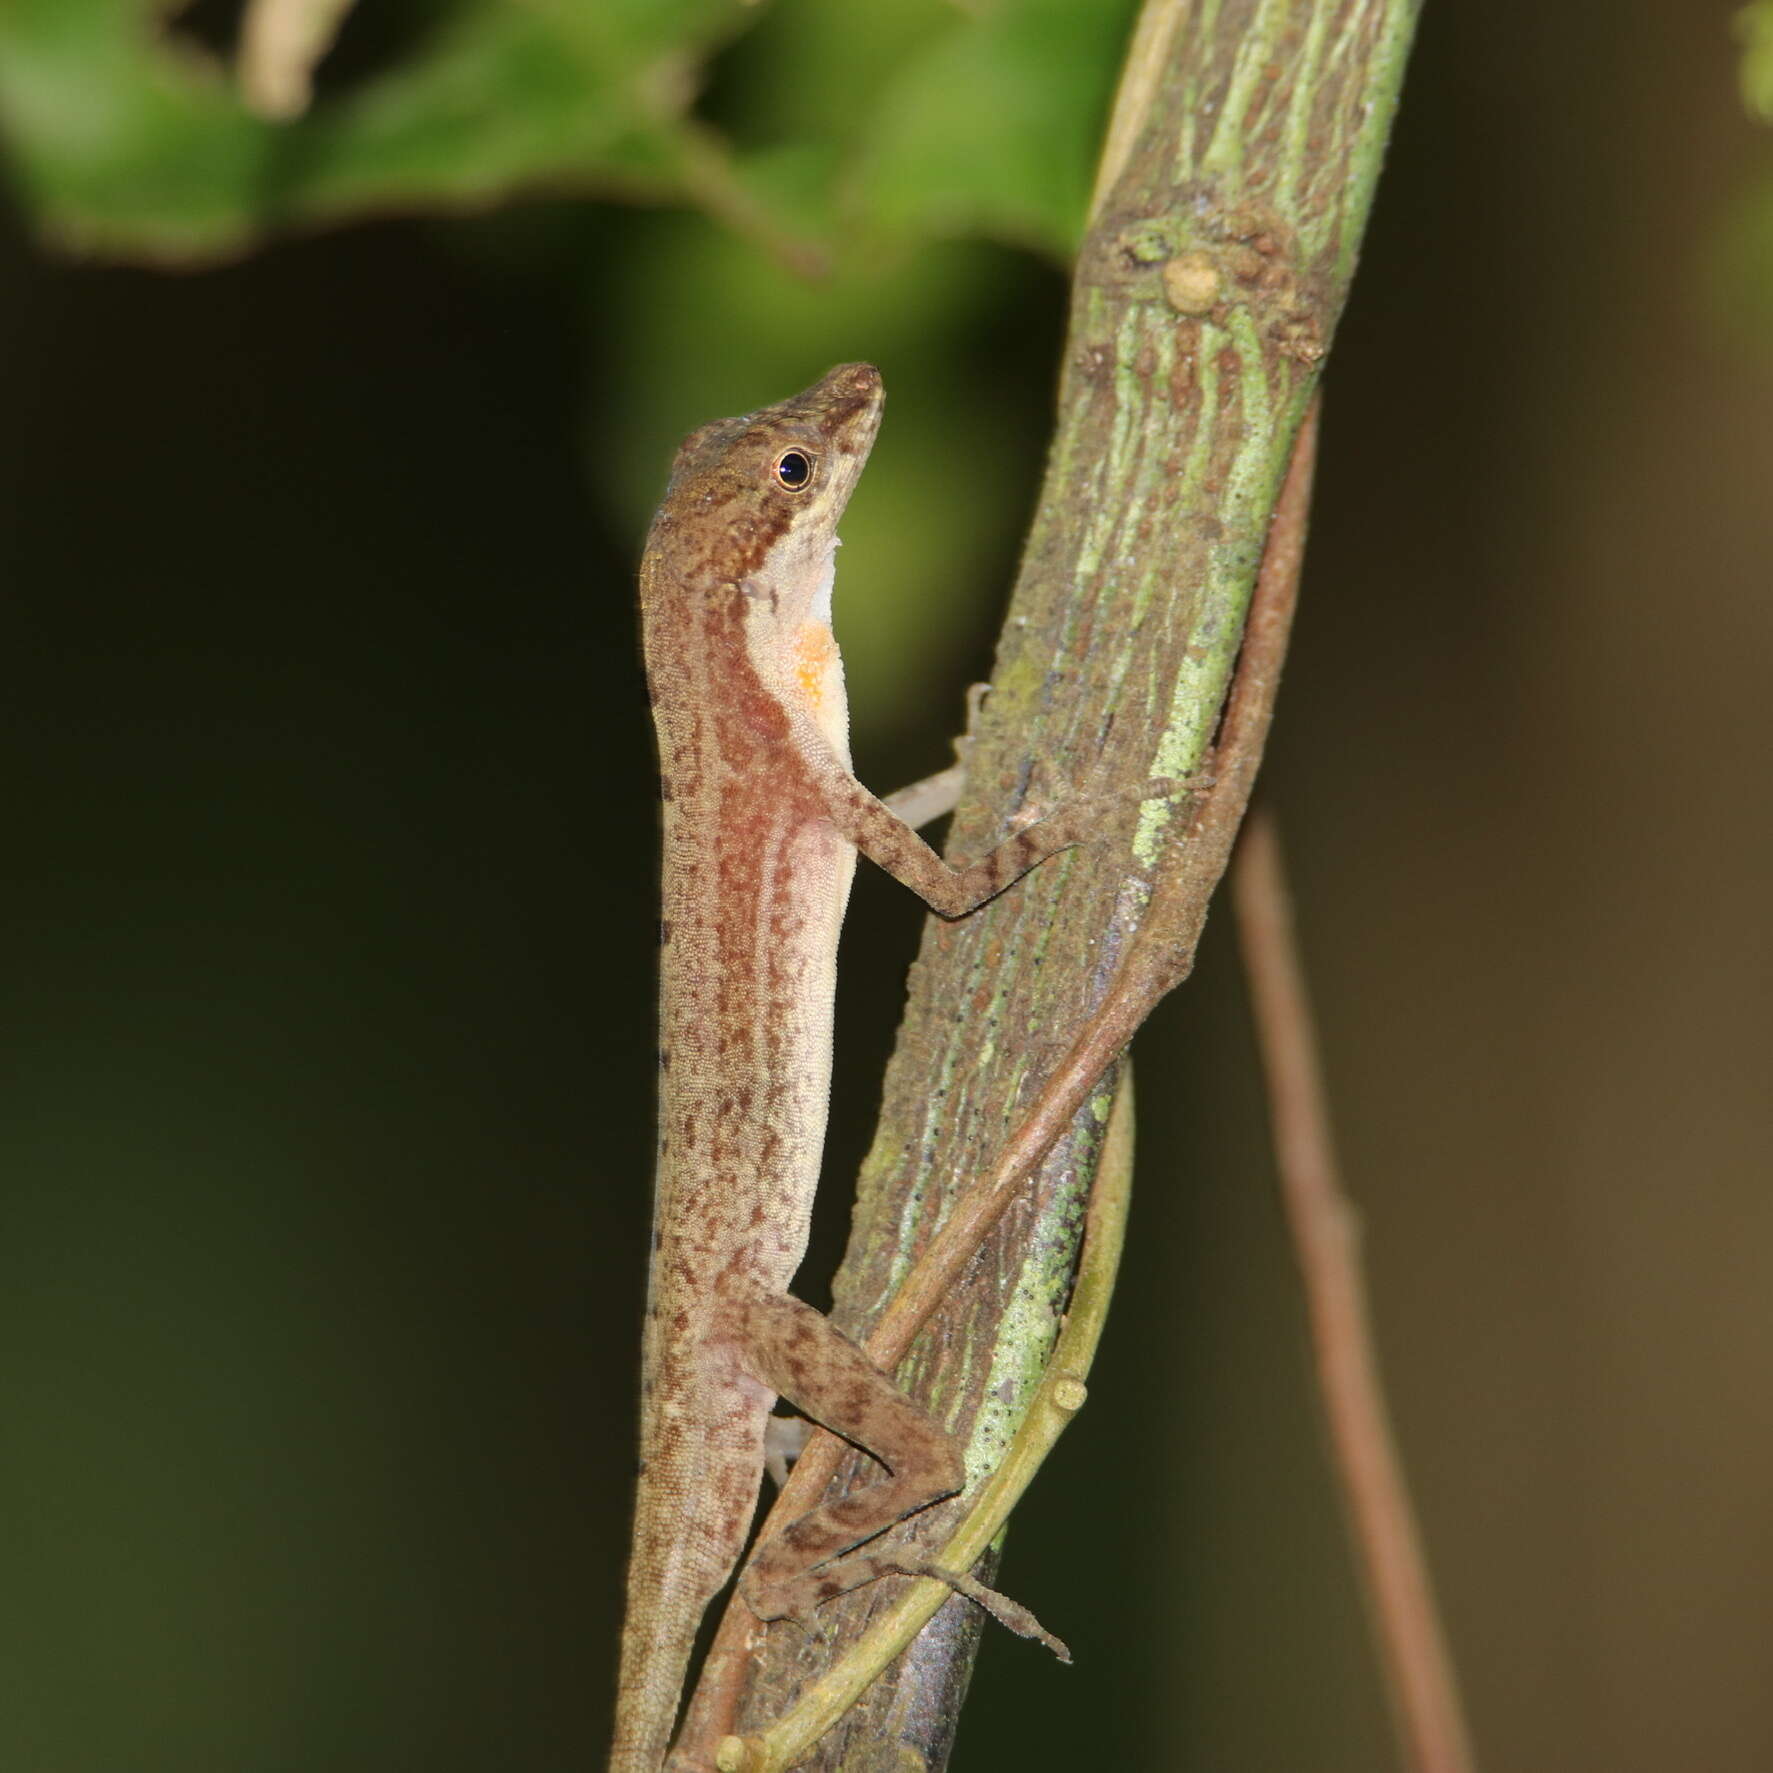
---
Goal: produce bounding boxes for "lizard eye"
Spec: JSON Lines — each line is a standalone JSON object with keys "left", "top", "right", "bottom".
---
{"left": 773, "top": 449, "right": 814, "bottom": 491}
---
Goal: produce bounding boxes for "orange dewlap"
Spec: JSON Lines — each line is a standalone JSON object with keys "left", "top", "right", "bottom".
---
{"left": 792, "top": 622, "right": 838, "bottom": 712}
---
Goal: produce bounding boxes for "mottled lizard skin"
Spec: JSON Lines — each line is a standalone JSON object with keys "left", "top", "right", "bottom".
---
{"left": 613, "top": 366, "right": 1099, "bottom": 1771}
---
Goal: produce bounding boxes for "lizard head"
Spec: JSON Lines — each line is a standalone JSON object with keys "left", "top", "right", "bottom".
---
{"left": 643, "top": 362, "right": 884, "bottom": 628}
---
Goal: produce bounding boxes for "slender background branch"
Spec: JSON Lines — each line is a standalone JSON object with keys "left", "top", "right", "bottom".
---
{"left": 1233, "top": 809, "right": 1477, "bottom": 1773}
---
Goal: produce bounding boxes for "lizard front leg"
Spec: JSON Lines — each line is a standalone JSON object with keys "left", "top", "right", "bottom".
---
{"left": 790, "top": 711, "right": 1169, "bottom": 919}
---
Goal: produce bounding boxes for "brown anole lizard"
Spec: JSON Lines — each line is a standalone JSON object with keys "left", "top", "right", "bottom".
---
{"left": 612, "top": 364, "right": 1137, "bottom": 1771}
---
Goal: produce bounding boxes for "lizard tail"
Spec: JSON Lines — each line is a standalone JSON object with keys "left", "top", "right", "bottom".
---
{"left": 610, "top": 1434, "right": 762, "bottom": 1772}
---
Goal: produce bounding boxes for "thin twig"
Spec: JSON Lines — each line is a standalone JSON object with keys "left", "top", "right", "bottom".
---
{"left": 1231, "top": 809, "right": 1478, "bottom": 1773}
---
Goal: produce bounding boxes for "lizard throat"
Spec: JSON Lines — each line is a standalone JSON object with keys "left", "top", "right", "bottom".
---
{"left": 792, "top": 622, "right": 844, "bottom": 733}
{"left": 807, "top": 537, "right": 838, "bottom": 629}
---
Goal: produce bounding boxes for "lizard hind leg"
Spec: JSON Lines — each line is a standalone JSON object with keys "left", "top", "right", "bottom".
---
{"left": 729, "top": 1292, "right": 965, "bottom": 1622}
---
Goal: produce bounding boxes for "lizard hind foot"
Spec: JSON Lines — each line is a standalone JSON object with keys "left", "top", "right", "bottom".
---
{"left": 888, "top": 1555, "right": 1073, "bottom": 1664}
{"left": 744, "top": 1546, "right": 1071, "bottom": 1664}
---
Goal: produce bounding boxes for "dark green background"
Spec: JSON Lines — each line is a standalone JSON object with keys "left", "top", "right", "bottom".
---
{"left": 3, "top": 4, "right": 1771, "bottom": 1769}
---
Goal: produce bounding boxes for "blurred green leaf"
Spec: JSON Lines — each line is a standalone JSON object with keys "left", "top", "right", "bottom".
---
{"left": 854, "top": 0, "right": 1139, "bottom": 259}
{"left": 1706, "top": 166, "right": 1773, "bottom": 358}
{"left": 0, "top": 0, "right": 759, "bottom": 258}
{"left": 0, "top": 0, "right": 1138, "bottom": 267}
{"left": 1739, "top": 2, "right": 1773, "bottom": 122}
{"left": 696, "top": 0, "right": 956, "bottom": 153}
